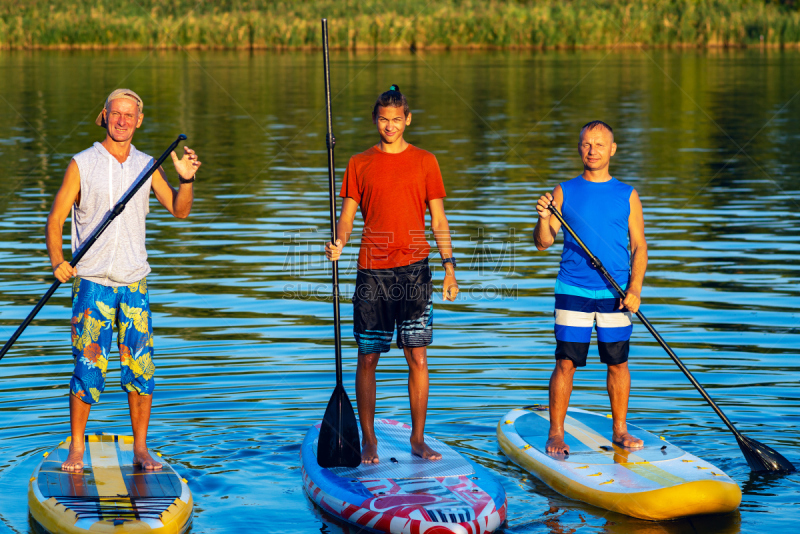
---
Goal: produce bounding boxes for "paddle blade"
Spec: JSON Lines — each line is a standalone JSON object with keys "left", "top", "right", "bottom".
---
{"left": 317, "top": 383, "right": 361, "bottom": 468}
{"left": 737, "top": 434, "right": 796, "bottom": 473}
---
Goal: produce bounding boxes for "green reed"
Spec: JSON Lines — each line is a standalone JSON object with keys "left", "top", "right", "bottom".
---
{"left": 2, "top": 1, "right": 800, "bottom": 49}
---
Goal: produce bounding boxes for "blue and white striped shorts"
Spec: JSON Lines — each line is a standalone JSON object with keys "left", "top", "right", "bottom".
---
{"left": 554, "top": 279, "right": 632, "bottom": 366}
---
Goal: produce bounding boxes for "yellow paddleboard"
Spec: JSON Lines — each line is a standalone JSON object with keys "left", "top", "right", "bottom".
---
{"left": 28, "top": 433, "right": 193, "bottom": 534}
{"left": 498, "top": 405, "right": 741, "bottom": 521}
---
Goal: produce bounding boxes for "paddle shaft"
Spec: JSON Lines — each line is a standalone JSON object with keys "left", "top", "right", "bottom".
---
{"left": 548, "top": 204, "right": 745, "bottom": 441}
{"left": 322, "top": 20, "right": 344, "bottom": 388}
{"left": 0, "top": 134, "right": 187, "bottom": 362}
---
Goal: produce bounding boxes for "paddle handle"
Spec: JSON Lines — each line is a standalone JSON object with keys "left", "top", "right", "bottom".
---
{"left": 0, "top": 134, "right": 187, "bottom": 362}
{"left": 322, "top": 19, "right": 344, "bottom": 387}
{"left": 548, "top": 204, "right": 744, "bottom": 440}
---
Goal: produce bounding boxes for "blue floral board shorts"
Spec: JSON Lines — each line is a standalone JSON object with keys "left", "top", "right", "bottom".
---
{"left": 70, "top": 277, "right": 155, "bottom": 404}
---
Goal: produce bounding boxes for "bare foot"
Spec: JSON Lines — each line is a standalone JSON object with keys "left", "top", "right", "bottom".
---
{"left": 411, "top": 439, "right": 442, "bottom": 461}
{"left": 612, "top": 430, "right": 644, "bottom": 449}
{"left": 133, "top": 448, "right": 163, "bottom": 471}
{"left": 61, "top": 443, "right": 86, "bottom": 472}
{"left": 362, "top": 441, "right": 379, "bottom": 464}
{"left": 545, "top": 435, "right": 570, "bottom": 455}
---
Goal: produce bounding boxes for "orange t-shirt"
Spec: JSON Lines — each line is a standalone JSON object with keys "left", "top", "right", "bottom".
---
{"left": 340, "top": 144, "right": 447, "bottom": 270}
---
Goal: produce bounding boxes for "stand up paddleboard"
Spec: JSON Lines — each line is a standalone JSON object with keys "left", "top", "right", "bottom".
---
{"left": 302, "top": 419, "right": 507, "bottom": 533}
{"left": 498, "top": 405, "right": 741, "bottom": 521}
{"left": 28, "top": 434, "right": 193, "bottom": 534}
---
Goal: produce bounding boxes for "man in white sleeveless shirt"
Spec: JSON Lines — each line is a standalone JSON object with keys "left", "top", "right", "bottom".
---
{"left": 45, "top": 89, "right": 201, "bottom": 472}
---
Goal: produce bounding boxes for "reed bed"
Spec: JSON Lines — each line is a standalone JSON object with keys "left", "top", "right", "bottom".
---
{"left": 2, "top": 1, "right": 800, "bottom": 49}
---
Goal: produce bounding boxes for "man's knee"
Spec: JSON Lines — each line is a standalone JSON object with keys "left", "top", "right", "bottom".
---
{"left": 404, "top": 347, "right": 428, "bottom": 373}
{"left": 554, "top": 358, "right": 578, "bottom": 376}
{"left": 358, "top": 352, "right": 380, "bottom": 370}
{"left": 607, "top": 361, "right": 630, "bottom": 374}
{"left": 126, "top": 389, "right": 154, "bottom": 406}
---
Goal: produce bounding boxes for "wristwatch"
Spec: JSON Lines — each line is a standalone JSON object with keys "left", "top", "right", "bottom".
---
{"left": 179, "top": 175, "right": 196, "bottom": 184}
{"left": 441, "top": 257, "right": 457, "bottom": 269}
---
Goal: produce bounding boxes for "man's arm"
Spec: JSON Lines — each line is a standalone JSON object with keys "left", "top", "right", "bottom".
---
{"left": 621, "top": 189, "right": 647, "bottom": 313}
{"left": 324, "top": 197, "right": 358, "bottom": 260}
{"left": 151, "top": 146, "right": 201, "bottom": 219}
{"left": 533, "top": 185, "right": 563, "bottom": 250}
{"left": 46, "top": 160, "right": 81, "bottom": 283}
{"left": 429, "top": 198, "right": 458, "bottom": 302}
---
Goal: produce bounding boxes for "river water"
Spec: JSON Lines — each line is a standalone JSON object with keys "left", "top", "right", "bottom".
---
{"left": 0, "top": 49, "right": 798, "bottom": 533}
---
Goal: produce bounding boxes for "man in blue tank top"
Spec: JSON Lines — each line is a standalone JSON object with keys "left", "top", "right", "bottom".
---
{"left": 533, "top": 121, "right": 648, "bottom": 454}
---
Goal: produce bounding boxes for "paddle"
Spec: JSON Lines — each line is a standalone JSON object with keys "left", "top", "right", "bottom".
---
{"left": 316, "top": 19, "right": 361, "bottom": 469}
{"left": 548, "top": 203, "right": 796, "bottom": 474}
{"left": 0, "top": 134, "right": 187, "bottom": 363}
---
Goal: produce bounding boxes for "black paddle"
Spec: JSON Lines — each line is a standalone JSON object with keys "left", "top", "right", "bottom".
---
{"left": 547, "top": 203, "right": 796, "bottom": 474}
{"left": 316, "top": 18, "right": 361, "bottom": 469}
{"left": 0, "top": 134, "right": 187, "bottom": 363}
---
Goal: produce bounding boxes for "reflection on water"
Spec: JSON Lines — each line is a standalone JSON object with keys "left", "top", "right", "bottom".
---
{"left": 0, "top": 49, "right": 798, "bottom": 533}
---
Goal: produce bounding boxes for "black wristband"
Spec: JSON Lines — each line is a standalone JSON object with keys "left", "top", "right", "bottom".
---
{"left": 442, "top": 257, "right": 457, "bottom": 269}
{"left": 179, "top": 175, "right": 195, "bottom": 184}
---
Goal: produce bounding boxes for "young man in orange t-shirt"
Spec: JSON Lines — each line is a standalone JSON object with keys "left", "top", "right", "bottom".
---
{"left": 325, "top": 85, "right": 458, "bottom": 464}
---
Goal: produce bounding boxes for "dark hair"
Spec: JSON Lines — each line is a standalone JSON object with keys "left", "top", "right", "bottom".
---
{"left": 580, "top": 120, "right": 614, "bottom": 140}
{"left": 372, "top": 84, "right": 410, "bottom": 119}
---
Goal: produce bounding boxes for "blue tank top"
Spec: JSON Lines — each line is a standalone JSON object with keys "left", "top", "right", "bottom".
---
{"left": 557, "top": 175, "right": 634, "bottom": 290}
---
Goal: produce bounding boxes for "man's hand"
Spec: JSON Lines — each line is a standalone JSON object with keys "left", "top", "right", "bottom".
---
{"left": 53, "top": 261, "right": 77, "bottom": 283}
{"left": 325, "top": 239, "right": 344, "bottom": 261}
{"left": 620, "top": 288, "right": 641, "bottom": 313}
{"left": 170, "top": 146, "right": 202, "bottom": 182}
{"left": 442, "top": 271, "right": 458, "bottom": 301}
{"left": 536, "top": 192, "right": 554, "bottom": 219}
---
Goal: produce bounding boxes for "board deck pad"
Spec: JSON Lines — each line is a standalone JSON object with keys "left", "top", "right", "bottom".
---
{"left": 302, "top": 419, "right": 507, "bottom": 534}
{"left": 28, "top": 433, "right": 193, "bottom": 534}
{"left": 515, "top": 409, "right": 686, "bottom": 464}
{"left": 498, "top": 406, "right": 742, "bottom": 521}
{"left": 316, "top": 418, "right": 474, "bottom": 479}
{"left": 38, "top": 435, "right": 183, "bottom": 499}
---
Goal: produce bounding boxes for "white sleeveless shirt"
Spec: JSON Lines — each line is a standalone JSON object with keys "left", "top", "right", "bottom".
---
{"left": 71, "top": 142, "right": 154, "bottom": 287}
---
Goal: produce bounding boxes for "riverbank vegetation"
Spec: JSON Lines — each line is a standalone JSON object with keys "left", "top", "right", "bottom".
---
{"left": 2, "top": 1, "right": 800, "bottom": 49}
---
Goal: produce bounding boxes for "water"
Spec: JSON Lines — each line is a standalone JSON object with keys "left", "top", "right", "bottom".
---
{"left": 0, "top": 49, "right": 798, "bottom": 533}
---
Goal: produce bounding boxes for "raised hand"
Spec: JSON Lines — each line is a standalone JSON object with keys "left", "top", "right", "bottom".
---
{"left": 170, "top": 146, "right": 202, "bottom": 182}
